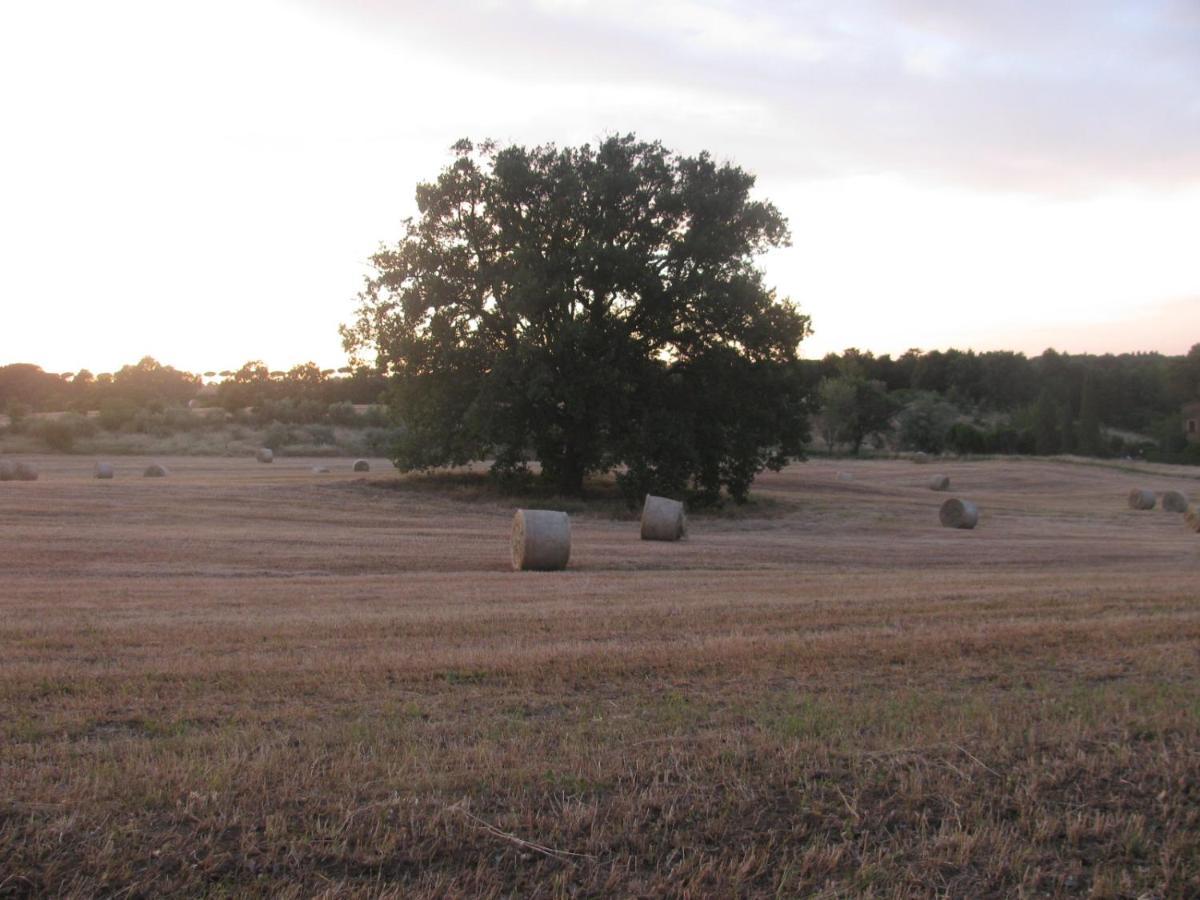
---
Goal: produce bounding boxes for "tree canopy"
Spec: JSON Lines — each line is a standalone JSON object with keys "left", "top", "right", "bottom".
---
{"left": 342, "top": 136, "right": 812, "bottom": 501}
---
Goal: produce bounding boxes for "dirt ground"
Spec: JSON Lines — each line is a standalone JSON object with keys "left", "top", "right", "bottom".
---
{"left": 1, "top": 455, "right": 1198, "bottom": 897}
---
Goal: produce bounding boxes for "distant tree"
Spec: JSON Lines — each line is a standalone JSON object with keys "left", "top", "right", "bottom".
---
{"left": 897, "top": 393, "right": 958, "bottom": 453}
{"left": 343, "top": 135, "right": 812, "bottom": 501}
{"left": 818, "top": 374, "right": 894, "bottom": 454}
{"left": 1077, "top": 373, "right": 1103, "bottom": 456}
{"left": 109, "top": 357, "right": 200, "bottom": 409}
{"left": 1033, "top": 390, "right": 1061, "bottom": 455}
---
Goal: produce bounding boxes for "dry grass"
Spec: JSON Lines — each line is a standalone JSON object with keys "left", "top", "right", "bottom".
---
{"left": 1, "top": 455, "right": 1198, "bottom": 897}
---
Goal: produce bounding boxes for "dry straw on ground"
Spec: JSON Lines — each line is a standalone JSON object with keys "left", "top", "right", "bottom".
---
{"left": 143, "top": 463, "right": 169, "bottom": 478}
{"left": 939, "top": 497, "right": 979, "bottom": 529}
{"left": 511, "top": 508, "right": 571, "bottom": 571}
{"left": 1160, "top": 490, "right": 1188, "bottom": 513}
{"left": 1128, "top": 488, "right": 1156, "bottom": 510}
{"left": 3, "top": 456, "right": 1200, "bottom": 897}
{"left": 256, "top": 448, "right": 274, "bottom": 464}
{"left": 1185, "top": 509, "right": 1200, "bottom": 533}
{"left": 640, "top": 494, "right": 687, "bottom": 541}
{"left": 353, "top": 459, "right": 370, "bottom": 472}
{"left": 94, "top": 462, "right": 114, "bottom": 480}
{"left": 11, "top": 461, "right": 39, "bottom": 481}
{"left": 929, "top": 474, "right": 951, "bottom": 491}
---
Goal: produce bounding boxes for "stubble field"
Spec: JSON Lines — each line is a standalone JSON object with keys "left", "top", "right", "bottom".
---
{"left": 1, "top": 455, "right": 1198, "bottom": 897}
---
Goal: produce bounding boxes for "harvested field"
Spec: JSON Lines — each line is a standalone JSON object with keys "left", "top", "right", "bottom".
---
{"left": 1, "top": 455, "right": 1199, "bottom": 897}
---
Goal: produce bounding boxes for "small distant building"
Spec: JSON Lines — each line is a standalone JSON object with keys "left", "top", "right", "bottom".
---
{"left": 1184, "top": 401, "right": 1200, "bottom": 444}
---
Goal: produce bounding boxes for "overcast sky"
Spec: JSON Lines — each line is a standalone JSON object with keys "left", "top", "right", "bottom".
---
{"left": 2, "top": 0, "right": 1198, "bottom": 374}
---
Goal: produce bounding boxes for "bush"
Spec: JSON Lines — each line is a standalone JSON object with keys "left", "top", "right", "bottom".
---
{"left": 945, "top": 423, "right": 987, "bottom": 455}
{"left": 35, "top": 413, "right": 95, "bottom": 452}
{"left": 327, "top": 401, "right": 360, "bottom": 427}
{"left": 262, "top": 423, "right": 295, "bottom": 450}
{"left": 98, "top": 398, "right": 138, "bottom": 431}
{"left": 897, "top": 394, "right": 958, "bottom": 453}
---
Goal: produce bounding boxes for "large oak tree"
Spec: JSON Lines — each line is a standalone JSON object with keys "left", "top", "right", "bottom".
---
{"left": 342, "top": 136, "right": 812, "bottom": 502}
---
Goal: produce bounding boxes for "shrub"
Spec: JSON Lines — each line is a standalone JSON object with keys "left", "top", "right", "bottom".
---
{"left": 35, "top": 413, "right": 95, "bottom": 452}
{"left": 98, "top": 398, "right": 138, "bottom": 431}
{"left": 262, "top": 423, "right": 294, "bottom": 450}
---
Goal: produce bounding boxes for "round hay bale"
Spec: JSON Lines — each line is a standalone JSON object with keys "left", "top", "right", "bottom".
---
{"left": 913, "top": 452, "right": 930, "bottom": 464}
{"left": 640, "top": 494, "right": 687, "bottom": 542}
{"left": 353, "top": 459, "right": 370, "bottom": 472}
{"left": 0, "top": 460, "right": 14, "bottom": 481}
{"left": 511, "top": 509, "right": 570, "bottom": 571}
{"left": 1185, "top": 509, "right": 1200, "bottom": 533}
{"left": 94, "top": 462, "right": 114, "bottom": 479}
{"left": 1127, "top": 488, "right": 1156, "bottom": 510}
{"left": 311, "top": 465, "right": 331, "bottom": 474}
{"left": 143, "top": 463, "right": 169, "bottom": 478}
{"left": 1160, "top": 490, "right": 1188, "bottom": 513}
{"left": 939, "top": 498, "right": 979, "bottom": 529}
{"left": 14, "top": 462, "right": 39, "bottom": 481}
{"left": 256, "top": 448, "right": 274, "bottom": 464}
{"left": 929, "top": 474, "right": 951, "bottom": 492}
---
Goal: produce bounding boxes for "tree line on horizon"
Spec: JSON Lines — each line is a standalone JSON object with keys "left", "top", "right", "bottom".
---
{"left": 806, "top": 343, "right": 1200, "bottom": 463}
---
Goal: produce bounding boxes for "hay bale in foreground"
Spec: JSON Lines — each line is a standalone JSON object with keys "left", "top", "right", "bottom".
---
{"left": 256, "top": 448, "right": 274, "bottom": 464}
{"left": 0, "top": 460, "right": 14, "bottom": 481}
{"left": 929, "top": 474, "right": 950, "bottom": 492}
{"left": 1160, "top": 490, "right": 1188, "bottom": 513}
{"left": 353, "top": 459, "right": 370, "bottom": 472}
{"left": 1185, "top": 509, "right": 1200, "bottom": 533}
{"left": 13, "top": 462, "right": 39, "bottom": 481}
{"left": 641, "top": 494, "right": 687, "bottom": 541}
{"left": 94, "top": 462, "right": 114, "bottom": 479}
{"left": 1128, "top": 489, "right": 1156, "bottom": 510}
{"left": 511, "top": 509, "right": 570, "bottom": 571}
{"left": 939, "top": 498, "right": 979, "bottom": 529}
{"left": 143, "top": 463, "right": 169, "bottom": 478}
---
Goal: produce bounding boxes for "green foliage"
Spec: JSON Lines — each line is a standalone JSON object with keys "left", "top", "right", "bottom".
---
{"left": 818, "top": 374, "right": 895, "bottom": 455}
{"left": 945, "top": 422, "right": 987, "bottom": 455}
{"left": 4, "top": 400, "right": 31, "bottom": 431}
{"left": 1033, "top": 390, "right": 1060, "bottom": 455}
{"left": 343, "top": 136, "right": 812, "bottom": 501}
{"left": 897, "top": 394, "right": 958, "bottom": 453}
{"left": 97, "top": 398, "right": 138, "bottom": 431}
{"left": 34, "top": 413, "right": 95, "bottom": 452}
{"left": 1077, "top": 373, "right": 1103, "bottom": 456}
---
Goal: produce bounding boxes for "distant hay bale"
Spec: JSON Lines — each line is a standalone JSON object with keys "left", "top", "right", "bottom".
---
{"left": 94, "top": 462, "right": 114, "bottom": 479}
{"left": 1127, "top": 489, "right": 1156, "bottom": 510}
{"left": 511, "top": 509, "right": 571, "bottom": 571}
{"left": 939, "top": 498, "right": 979, "bottom": 529}
{"left": 913, "top": 452, "right": 930, "bottom": 464}
{"left": 1185, "top": 509, "right": 1200, "bottom": 533}
{"left": 143, "top": 463, "right": 169, "bottom": 478}
{"left": 256, "top": 448, "right": 274, "bottom": 464}
{"left": 1160, "top": 490, "right": 1188, "bottom": 513}
{"left": 835, "top": 471, "right": 854, "bottom": 482}
{"left": 929, "top": 474, "right": 951, "bottom": 492}
{"left": 353, "top": 459, "right": 370, "bottom": 472}
{"left": 311, "top": 465, "right": 331, "bottom": 474}
{"left": 13, "top": 462, "right": 39, "bottom": 481}
{"left": 640, "top": 494, "right": 687, "bottom": 541}
{"left": 0, "top": 460, "right": 14, "bottom": 481}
